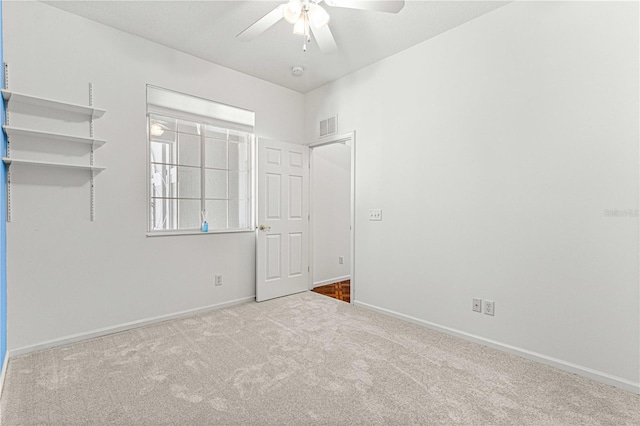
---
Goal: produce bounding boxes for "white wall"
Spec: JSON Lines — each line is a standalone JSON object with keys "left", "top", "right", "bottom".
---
{"left": 311, "top": 142, "right": 351, "bottom": 286}
{"left": 305, "top": 1, "right": 639, "bottom": 390}
{"left": 3, "top": 1, "right": 304, "bottom": 351}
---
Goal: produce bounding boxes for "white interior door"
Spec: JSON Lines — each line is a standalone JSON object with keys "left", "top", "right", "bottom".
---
{"left": 256, "top": 138, "right": 309, "bottom": 302}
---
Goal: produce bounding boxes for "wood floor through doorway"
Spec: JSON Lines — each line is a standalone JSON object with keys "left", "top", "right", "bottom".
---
{"left": 311, "top": 280, "right": 350, "bottom": 303}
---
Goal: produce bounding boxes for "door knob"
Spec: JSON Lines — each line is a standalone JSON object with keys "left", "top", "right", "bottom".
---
{"left": 259, "top": 224, "right": 271, "bottom": 231}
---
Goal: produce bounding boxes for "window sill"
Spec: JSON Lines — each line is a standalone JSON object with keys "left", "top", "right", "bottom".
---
{"left": 146, "top": 228, "right": 254, "bottom": 237}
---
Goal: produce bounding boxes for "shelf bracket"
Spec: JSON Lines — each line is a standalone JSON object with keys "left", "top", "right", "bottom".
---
{"left": 89, "top": 82, "right": 95, "bottom": 222}
{"left": 90, "top": 171, "right": 95, "bottom": 222}
{"left": 4, "top": 63, "right": 10, "bottom": 157}
{"left": 6, "top": 165, "right": 11, "bottom": 223}
{"left": 4, "top": 63, "right": 10, "bottom": 223}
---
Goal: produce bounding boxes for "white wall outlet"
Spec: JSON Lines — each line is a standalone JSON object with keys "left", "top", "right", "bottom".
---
{"left": 215, "top": 275, "right": 223, "bottom": 286}
{"left": 484, "top": 300, "right": 495, "bottom": 316}
{"left": 369, "top": 209, "right": 382, "bottom": 221}
{"left": 472, "top": 298, "right": 482, "bottom": 313}
{"left": 338, "top": 256, "right": 344, "bottom": 264}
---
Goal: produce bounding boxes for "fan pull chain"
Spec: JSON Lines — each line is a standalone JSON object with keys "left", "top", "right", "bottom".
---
{"left": 302, "top": 9, "right": 310, "bottom": 52}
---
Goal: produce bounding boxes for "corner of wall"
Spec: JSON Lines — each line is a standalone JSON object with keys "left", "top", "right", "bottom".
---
{"left": 0, "top": 350, "right": 7, "bottom": 399}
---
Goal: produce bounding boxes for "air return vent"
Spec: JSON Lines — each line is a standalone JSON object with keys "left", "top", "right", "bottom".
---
{"left": 319, "top": 115, "right": 338, "bottom": 138}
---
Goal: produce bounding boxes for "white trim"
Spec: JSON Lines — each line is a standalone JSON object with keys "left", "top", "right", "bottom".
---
{"left": 354, "top": 300, "right": 640, "bottom": 395}
{"left": 308, "top": 131, "right": 356, "bottom": 304}
{"left": 312, "top": 275, "right": 351, "bottom": 289}
{"left": 147, "top": 85, "right": 255, "bottom": 130}
{"left": 146, "top": 228, "right": 253, "bottom": 237}
{"left": 309, "top": 133, "right": 352, "bottom": 149}
{"left": 0, "top": 351, "right": 8, "bottom": 399}
{"left": 8, "top": 296, "right": 255, "bottom": 357}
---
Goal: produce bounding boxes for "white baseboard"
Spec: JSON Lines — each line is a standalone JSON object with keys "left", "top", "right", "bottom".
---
{"left": 354, "top": 300, "right": 640, "bottom": 395}
{"left": 8, "top": 296, "right": 256, "bottom": 358}
{"left": 0, "top": 350, "right": 8, "bottom": 399}
{"left": 312, "top": 275, "right": 351, "bottom": 288}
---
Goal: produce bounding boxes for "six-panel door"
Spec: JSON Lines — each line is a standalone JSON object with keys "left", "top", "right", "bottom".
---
{"left": 256, "top": 139, "right": 309, "bottom": 302}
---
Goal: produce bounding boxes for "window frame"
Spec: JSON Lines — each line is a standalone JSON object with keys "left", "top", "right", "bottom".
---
{"left": 146, "top": 87, "right": 255, "bottom": 237}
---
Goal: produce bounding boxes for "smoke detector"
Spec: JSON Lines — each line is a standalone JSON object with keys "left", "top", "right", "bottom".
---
{"left": 292, "top": 66, "right": 304, "bottom": 77}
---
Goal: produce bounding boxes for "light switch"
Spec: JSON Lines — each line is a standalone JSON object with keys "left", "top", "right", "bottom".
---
{"left": 369, "top": 209, "right": 382, "bottom": 221}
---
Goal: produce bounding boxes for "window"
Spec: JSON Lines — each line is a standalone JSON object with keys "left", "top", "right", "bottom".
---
{"left": 147, "top": 86, "right": 254, "bottom": 234}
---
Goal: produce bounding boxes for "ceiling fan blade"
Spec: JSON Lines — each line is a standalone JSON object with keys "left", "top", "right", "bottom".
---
{"left": 237, "top": 5, "right": 284, "bottom": 41}
{"left": 310, "top": 22, "right": 338, "bottom": 54}
{"left": 324, "top": 0, "right": 405, "bottom": 14}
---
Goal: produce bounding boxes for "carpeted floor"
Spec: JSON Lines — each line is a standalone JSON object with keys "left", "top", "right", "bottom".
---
{"left": 1, "top": 291, "right": 638, "bottom": 425}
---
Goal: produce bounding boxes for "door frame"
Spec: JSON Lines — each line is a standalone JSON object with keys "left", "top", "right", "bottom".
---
{"left": 308, "top": 131, "right": 356, "bottom": 303}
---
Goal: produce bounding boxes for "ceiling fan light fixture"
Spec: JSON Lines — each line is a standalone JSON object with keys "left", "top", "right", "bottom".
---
{"left": 308, "top": 4, "right": 330, "bottom": 28}
{"left": 282, "top": 0, "right": 302, "bottom": 24}
{"left": 293, "top": 14, "right": 306, "bottom": 35}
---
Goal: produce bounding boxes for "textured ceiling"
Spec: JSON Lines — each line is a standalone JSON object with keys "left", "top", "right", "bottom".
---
{"left": 42, "top": 0, "right": 509, "bottom": 93}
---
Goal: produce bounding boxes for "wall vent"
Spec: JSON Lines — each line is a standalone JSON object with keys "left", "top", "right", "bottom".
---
{"left": 319, "top": 115, "right": 338, "bottom": 137}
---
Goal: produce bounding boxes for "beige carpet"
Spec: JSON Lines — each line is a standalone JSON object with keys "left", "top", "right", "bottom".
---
{"left": 1, "top": 291, "right": 638, "bottom": 425}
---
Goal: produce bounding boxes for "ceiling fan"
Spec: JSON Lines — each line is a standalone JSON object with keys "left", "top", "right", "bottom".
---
{"left": 237, "top": 0, "right": 405, "bottom": 54}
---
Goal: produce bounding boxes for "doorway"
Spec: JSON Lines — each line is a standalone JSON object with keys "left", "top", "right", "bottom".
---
{"left": 309, "top": 132, "right": 355, "bottom": 303}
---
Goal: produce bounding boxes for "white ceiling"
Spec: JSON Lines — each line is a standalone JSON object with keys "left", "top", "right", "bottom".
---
{"left": 42, "top": 0, "right": 509, "bottom": 94}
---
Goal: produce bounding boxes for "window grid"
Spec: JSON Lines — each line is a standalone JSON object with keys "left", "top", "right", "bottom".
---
{"left": 149, "top": 113, "right": 252, "bottom": 233}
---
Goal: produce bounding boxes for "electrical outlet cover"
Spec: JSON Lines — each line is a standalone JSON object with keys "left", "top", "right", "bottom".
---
{"left": 472, "top": 298, "right": 482, "bottom": 313}
{"left": 484, "top": 300, "right": 495, "bottom": 316}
